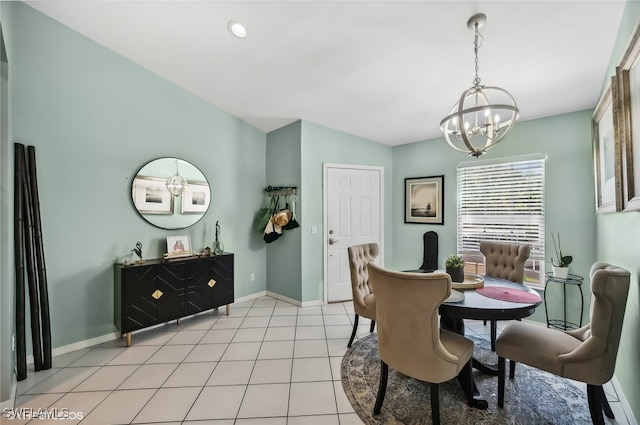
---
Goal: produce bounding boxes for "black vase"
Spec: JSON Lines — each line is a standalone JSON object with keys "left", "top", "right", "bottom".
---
{"left": 446, "top": 266, "right": 465, "bottom": 283}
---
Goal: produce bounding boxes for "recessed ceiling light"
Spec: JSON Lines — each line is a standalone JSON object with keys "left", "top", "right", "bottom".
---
{"left": 228, "top": 21, "right": 247, "bottom": 38}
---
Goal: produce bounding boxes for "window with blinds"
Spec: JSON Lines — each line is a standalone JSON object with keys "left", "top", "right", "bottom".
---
{"left": 457, "top": 155, "right": 546, "bottom": 284}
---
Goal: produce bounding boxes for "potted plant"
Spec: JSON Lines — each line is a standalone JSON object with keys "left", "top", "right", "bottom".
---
{"left": 550, "top": 232, "right": 572, "bottom": 279}
{"left": 445, "top": 254, "right": 465, "bottom": 283}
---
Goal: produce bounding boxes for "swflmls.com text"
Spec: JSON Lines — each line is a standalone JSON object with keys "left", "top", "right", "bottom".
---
{"left": 3, "top": 408, "right": 84, "bottom": 420}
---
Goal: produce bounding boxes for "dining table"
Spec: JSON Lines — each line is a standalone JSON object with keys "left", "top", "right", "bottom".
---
{"left": 438, "top": 274, "right": 543, "bottom": 409}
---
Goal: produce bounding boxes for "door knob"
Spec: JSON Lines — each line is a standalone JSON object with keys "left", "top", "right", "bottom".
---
{"left": 329, "top": 238, "right": 338, "bottom": 245}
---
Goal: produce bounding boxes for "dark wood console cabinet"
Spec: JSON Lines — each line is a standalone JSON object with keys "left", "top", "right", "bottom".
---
{"left": 114, "top": 253, "right": 234, "bottom": 346}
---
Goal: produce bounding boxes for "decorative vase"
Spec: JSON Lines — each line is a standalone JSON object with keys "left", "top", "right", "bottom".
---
{"left": 213, "top": 221, "right": 224, "bottom": 255}
{"left": 446, "top": 266, "right": 465, "bottom": 283}
{"left": 552, "top": 266, "right": 569, "bottom": 279}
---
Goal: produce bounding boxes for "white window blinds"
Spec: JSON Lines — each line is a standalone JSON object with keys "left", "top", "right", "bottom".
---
{"left": 457, "top": 155, "right": 545, "bottom": 261}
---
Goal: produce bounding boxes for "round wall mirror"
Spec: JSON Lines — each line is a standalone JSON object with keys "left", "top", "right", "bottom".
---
{"left": 131, "top": 157, "right": 210, "bottom": 229}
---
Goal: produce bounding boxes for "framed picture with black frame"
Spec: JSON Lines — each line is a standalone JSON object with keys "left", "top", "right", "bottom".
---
{"left": 404, "top": 175, "right": 444, "bottom": 224}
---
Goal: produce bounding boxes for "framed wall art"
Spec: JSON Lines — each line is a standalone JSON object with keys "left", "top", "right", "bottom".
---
{"left": 616, "top": 17, "right": 640, "bottom": 211}
{"left": 592, "top": 77, "right": 622, "bottom": 214}
{"left": 404, "top": 175, "right": 444, "bottom": 224}
{"left": 132, "top": 175, "right": 174, "bottom": 215}
{"left": 181, "top": 181, "right": 210, "bottom": 214}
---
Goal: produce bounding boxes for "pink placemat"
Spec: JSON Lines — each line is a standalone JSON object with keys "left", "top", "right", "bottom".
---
{"left": 476, "top": 286, "right": 542, "bottom": 303}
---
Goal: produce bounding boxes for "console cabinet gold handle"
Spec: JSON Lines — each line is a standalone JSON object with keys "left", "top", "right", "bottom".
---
{"left": 208, "top": 279, "right": 217, "bottom": 287}
{"left": 152, "top": 289, "right": 163, "bottom": 300}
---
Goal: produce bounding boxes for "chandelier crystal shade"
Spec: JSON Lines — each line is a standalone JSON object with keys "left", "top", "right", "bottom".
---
{"left": 166, "top": 159, "right": 188, "bottom": 197}
{"left": 440, "top": 13, "right": 519, "bottom": 157}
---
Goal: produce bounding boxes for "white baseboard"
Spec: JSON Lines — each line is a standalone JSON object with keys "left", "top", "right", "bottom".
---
{"left": 0, "top": 376, "right": 17, "bottom": 409}
{"left": 237, "top": 290, "right": 324, "bottom": 308}
{"left": 26, "top": 332, "right": 120, "bottom": 366}
{"left": 234, "top": 291, "right": 267, "bottom": 304}
{"left": 611, "top": 376, "right": 638, "bottom": 425}
{"left": 265, "top": 291, "right": 323, "bottom": 307}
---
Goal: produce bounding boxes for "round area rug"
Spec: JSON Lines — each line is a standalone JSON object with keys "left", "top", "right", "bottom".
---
{"left": 341, "top": 333, "right": 591, "bottom": 425}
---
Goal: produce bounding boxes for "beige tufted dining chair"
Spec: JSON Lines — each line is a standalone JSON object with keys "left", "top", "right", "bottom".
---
{"left": 479, "top": 241, "right": 530, "bottom": 350}
{"left": 368, "top": 263, "right": 474, "bottom": 425}
{"left": 347, "top": 243, "right": 379, "bottom": 347}
{"left": 496, "top": 262, "right": 630, "bottom": 425}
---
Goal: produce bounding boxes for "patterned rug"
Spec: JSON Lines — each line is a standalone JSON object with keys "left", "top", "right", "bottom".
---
{"left": 341, "top": 333, "right": 591, "bottom": 425}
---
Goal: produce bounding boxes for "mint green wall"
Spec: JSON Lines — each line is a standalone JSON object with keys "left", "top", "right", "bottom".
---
{"left": 0, "top": 1, "right": 267, "bottom": 403}
{"left": 0, "top": 7, "right": 13, "bottom": 404}
{"left": 300, "top": 121, "right": 393, "bottom": 302}
{"left": 391, "top": 110, "right": 597, "bottom": 325}
{"left": 265, "top": 122, "right": 302, "bottom": 301}
{"left": 596, "top": 1, "right": 640, "bottom": 419}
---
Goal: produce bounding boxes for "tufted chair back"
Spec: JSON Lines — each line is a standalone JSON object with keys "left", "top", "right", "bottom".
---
{"left": 480, "top": 241, "right": 530, "bottom": 283}
{"left": 369, "top": 264, "right": 471, "bottom": 382}
{"left": 347, "top": 243, "right": 379, "bottom": 319}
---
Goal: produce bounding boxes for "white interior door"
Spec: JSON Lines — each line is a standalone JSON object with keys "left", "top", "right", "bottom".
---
{"left": 325, "top": 164, "right": 383, "bottom": 303}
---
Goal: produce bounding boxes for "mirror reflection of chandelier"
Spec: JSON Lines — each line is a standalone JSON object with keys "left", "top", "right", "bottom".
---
{"left": 440, "top": 13, "right": 519, "bottom": 158}
{"left": 166, "top": 159, "right": 188, "bottom": 197}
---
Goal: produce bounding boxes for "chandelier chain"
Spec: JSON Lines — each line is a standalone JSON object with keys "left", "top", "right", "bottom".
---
{"left": 473, "top": 22, "right": 481, "bottom": 86}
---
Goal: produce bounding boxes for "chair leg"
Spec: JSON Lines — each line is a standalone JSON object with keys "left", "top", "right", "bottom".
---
{"left": 430, "top": 383, "right": 440, "bottom": 425}
{"left": 498, "top": 356, "right": 505, "bottom": 408}
{"left": 370, "top": 319, "right": 375, "bottom": 333}
{"left": 587, "top": 384, "right": 606, "bottom": 425}
{"left": 597, "top": 385, "right": 615, "bottom": 419}
{"left": 348, "top": 314, "right": 359, "bottom": 347}
{"left": 462, "top": 359, "right": 473, "bottom": 406}
{"left": 373, "top": 360, "right": 388, "bottom": 415}
{"left": 490, "top": 320, "right": 497, "bottom": 352}
{"left": 509, "top": 359, "right": 516, "bottom": 379}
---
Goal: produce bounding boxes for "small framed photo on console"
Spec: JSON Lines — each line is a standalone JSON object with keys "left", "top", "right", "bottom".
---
{"left": 166, "top": 235, "right": 193, "bottom": 258}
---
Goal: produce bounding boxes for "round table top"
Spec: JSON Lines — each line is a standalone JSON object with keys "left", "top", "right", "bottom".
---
{"left": 439, "top": 275, "right": 543, "bottom": 321}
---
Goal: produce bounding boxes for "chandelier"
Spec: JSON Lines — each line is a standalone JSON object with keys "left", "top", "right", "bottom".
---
{"left": 440, "top": 13, "right": 519, "bottom": 158}
{"left": 166, "top": 159, "right": 187, "bottom": 197}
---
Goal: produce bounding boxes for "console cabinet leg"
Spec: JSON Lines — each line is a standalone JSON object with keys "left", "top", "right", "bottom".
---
{"left": 125, "top": 332, "right": 132, "bottom": 347}
{"left": 226, "top": 304, "right": 230, "bottom": 316}
{"left": 176, "top": 318, "right": 181, "bottom": 325}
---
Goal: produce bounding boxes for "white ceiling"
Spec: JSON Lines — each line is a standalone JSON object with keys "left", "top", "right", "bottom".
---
{"left": 25, "top": 1, "right": 627, "bottom": 146}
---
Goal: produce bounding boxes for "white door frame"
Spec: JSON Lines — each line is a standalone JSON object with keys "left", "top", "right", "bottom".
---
{"left": 323, "top": 163, "right": 385, "bottom": 304}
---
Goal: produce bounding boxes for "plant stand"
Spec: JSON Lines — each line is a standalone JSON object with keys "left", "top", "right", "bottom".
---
{"left": 544, "top": 272, "right": 584, "bottom": 331}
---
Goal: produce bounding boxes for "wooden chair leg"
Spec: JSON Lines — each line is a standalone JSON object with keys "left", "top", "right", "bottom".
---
{"left": 373, "top": 360, "right": 388, "bottom": 415}
{"left": 509, "top": 359, "right": 516, "bottom": 379}
{"left": 370, "top": 319, "right": 375, "bottom": 333}
{"left": 463, "top": 359, "right": 473, "bottom": 406}
{"left": 348, "top": 314, "right": 359, "bottom": 347}
{"left": 587, "top": 384, "right": 606, "bottom": 425}
{"left": 430, "top": 383, "right": 440, "bottom": 425}
{"left": 597, "top": 385, "right": 615, "bottom": 419}
{"left": 498, "top": 356, "right": 505, "bottom": 408}
{"left": 490, "top": 320, "right": 497, "bottom": 351}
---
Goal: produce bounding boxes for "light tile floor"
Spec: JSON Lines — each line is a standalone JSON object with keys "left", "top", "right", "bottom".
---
{"left": 8, "top": 296, "right": 632, "bottom": 424}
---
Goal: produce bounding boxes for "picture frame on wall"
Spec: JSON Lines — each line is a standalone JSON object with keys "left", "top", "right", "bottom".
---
{"left": 404, "top": 175, "right": 444, "bottom": 224}
{"left": 592, "top": 77, "right": 623, "bottom": 214}
{"left": 616, "top": 17, "right": 640, "bottom": 211}
{"left": 132, "top": 175, "right": 174, "bottom": 215}
{"left": 181, "top": 181, "right": 210, "bottom": 214}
